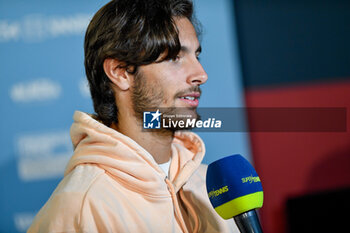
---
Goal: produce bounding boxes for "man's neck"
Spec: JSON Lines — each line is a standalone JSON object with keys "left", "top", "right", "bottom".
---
{"left": 112, "top": 114, "right": 174, "bottom": 164}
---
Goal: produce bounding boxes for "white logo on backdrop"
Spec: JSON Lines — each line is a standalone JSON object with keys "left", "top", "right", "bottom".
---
{"left": 13, "top": 212, "right": 36, "bottom": 232}
{"left": 0, "top": 21, "right": 20, "bottom": 42}
{"left": 16, "top": 130, "right": 72, "bottom": 181}
{"left": 10, "top": 78, "right": 61, "bottom": 103}
{"left": 79, "top": 78, "right": 90, "bottom": 98}
{"left": 0, "top": 14, "right": 91, "bottom": 43}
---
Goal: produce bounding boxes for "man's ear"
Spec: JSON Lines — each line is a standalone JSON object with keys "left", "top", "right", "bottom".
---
{"left": 103, "top": 58, "right": 131, "bottom": 91}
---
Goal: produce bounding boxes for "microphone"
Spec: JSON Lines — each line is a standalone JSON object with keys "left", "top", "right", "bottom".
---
{"left": 206, "top": 154, "right": 264, "bottom": 233}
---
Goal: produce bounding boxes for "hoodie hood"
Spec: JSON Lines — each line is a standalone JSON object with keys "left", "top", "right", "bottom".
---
{"left": 65, "top": 111, "right": 205, "bottom": 197}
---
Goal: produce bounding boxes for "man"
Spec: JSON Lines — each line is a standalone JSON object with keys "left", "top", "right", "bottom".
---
{"left": 28, "top": 0, "right": 239, "bottom": 232}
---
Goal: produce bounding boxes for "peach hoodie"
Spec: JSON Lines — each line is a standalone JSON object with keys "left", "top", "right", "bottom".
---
{"left": 28, "top": 111, "right": 239, "bottom": 233}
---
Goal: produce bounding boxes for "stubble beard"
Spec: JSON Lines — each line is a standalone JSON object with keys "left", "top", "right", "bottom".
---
{"left": 131, "top": 70, "right": 201, "bottom": 132}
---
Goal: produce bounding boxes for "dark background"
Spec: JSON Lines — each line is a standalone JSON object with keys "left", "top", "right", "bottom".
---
{"left": 233, "top": 0, "right": 350, "bottom": 232}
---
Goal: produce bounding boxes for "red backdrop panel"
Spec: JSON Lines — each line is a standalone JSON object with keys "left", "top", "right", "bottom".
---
{"left": 245, "top": 80, "right": 350, "bottom": 233}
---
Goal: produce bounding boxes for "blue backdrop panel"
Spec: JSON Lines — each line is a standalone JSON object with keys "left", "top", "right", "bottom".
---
{"left": 0, "top": 0, "right": 249, "bottom": 232}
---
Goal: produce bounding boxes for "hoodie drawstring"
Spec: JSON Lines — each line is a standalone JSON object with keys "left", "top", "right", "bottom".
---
{"left": 179, "top": 188, "right": 199, "bottom": 233}
{"left": 166, "top": 179, "right": 189, "bottom": 233}
{"left": 165, "top": 179, "right": 199, "bottom": 233}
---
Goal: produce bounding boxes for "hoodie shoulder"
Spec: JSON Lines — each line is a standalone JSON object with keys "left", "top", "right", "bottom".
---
{"left": 57, "top": 164, "right": 105, "bottom": 194}
{"left": 28, "top": 165, "right": 105, "bottom": 233}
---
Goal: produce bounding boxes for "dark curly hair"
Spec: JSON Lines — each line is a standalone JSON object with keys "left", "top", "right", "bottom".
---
{"left": 84, "top": 0, "right": 200, "bottom": 126}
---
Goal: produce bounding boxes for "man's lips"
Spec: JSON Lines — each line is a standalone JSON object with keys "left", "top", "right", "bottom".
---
{"left": 177, "top": 92, "right": 200, "bottom": 107}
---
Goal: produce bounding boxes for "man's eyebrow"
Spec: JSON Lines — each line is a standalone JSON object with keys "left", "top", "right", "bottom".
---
{"left": 180, "top": 45, "right": 202, "bottom": 54}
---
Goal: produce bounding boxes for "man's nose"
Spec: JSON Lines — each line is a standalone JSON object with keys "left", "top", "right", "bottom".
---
{"left": 186, "top": 58, "right": 208, "bottom": 85}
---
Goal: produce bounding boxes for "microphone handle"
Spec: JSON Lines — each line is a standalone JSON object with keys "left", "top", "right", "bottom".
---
{"left": 234, "top": 210, "right": 263, "bottom": 233}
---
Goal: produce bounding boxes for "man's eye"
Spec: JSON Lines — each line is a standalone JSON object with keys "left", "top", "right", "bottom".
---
{"left": 172, "top": 55, "right": 180, "bottom": 62}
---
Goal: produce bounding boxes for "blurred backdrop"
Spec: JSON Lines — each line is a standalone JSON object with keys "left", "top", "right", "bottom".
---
{"left": 1, "top": 0, "right": 350, "bottom": 233}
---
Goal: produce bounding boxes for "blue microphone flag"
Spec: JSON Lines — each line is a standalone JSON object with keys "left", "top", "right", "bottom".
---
{"left": 206, "top": 154, "right": 263, "bottom": 219}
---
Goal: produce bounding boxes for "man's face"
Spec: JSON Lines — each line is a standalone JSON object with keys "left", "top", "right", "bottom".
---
{"left": 131, "top": 17, "right": 208, "bottom": 125}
